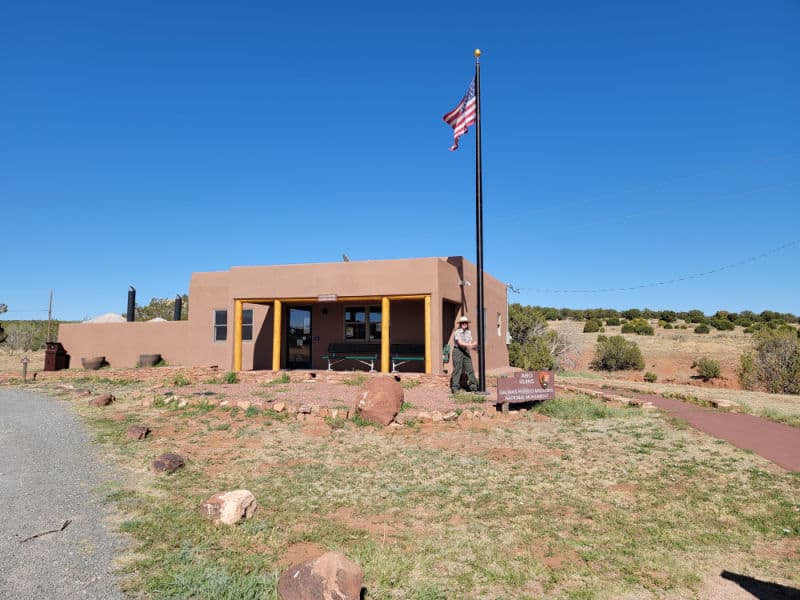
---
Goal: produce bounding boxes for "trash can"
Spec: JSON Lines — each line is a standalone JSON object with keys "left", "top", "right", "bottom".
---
{"left": 44, "top": 342, "right": 70, "bottom": 371}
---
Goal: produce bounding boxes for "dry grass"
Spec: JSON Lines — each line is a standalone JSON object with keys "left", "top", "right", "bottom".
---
{"left": 18, "top": 374, "right": 800, "bottom": 599}
{"left": 0, "top": 348, "right": 45, "bottom": 374}
{"left": 550, "top": 320, "right": 754, "bottom": 385}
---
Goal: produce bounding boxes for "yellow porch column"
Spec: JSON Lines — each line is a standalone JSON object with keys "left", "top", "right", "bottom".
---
{"left": 233, "top": 300, "right": 243, "bottom": 372}
{"left": 381, "top": 296, "right": 390, "bottom": 373}
{"left": 272, "top": 299, "right": 282, "bottom": 371}
{"left": 424, "top": 295, "right": 431, "bottom": 374}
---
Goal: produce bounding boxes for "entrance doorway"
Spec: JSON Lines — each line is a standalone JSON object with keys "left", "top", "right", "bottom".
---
{"left": 286, "top": 306, "right": 312, "bottom": 369}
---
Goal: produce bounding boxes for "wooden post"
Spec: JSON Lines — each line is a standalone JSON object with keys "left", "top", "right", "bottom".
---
{"left": 233, "top": 300, "right": 243, "bottom": 372}
{"left": 424, "top": 295, "right": 431, "bottom": 374}
{"left": 381, "top": 297, "right": 390, "bottom": 373}
{"left": 272, "top": 300, "right": 282, "bottom": 371}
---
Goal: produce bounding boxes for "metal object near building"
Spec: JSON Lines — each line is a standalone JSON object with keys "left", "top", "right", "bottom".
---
{"left": 44, "top": 341, "right": 70, "bottom": 371}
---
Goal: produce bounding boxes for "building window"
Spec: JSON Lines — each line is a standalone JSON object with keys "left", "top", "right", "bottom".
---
{"left": 497, "top": 312, "right": 502, "bottom": 337}
{"left": 214, "top": 309, "right": 227, "bottom": 342}
{"left": 344, "top": 305, "right": 382, "bottom": 340}
{"left": 242, "top": 309, "right": 253, "bottom": 342}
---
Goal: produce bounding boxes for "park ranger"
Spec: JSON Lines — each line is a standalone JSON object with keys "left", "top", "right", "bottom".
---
{"left": 451, "top": 316, "right": 479, "bottom": 393}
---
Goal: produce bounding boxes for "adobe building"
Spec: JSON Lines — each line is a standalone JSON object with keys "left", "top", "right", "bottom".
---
{"left": 58, "top": 256, "right": 510, "bottom": 375}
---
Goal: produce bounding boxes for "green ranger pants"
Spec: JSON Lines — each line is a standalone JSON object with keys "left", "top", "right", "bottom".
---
{"left": 451, "top": 348, "right": 478, "bottom": 393}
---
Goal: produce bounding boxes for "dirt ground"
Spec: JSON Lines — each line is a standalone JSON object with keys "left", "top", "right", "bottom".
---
{"left": 2, "top": 362, "right": 798, "bottom": 598}
{"left": 550, "top": 319, "right": 755, "bottom": 388}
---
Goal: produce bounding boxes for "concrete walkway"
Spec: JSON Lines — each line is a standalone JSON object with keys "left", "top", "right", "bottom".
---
{"left": 0, "top": 389, "right": 124, "bottom": 599}
{"left": 574, "top": 383, "right": 800, "bottom": 472}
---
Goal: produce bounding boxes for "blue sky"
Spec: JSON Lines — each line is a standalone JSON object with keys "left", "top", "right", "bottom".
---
{"left": 1, "top": 0, "right": 797, "bottom": 321}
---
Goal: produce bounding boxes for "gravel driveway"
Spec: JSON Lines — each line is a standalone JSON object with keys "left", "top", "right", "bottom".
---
{"left": 0, "top": 389, "right": 125, "bottom": 599}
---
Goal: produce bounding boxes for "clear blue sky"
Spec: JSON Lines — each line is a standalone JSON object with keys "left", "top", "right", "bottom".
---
{"left": 1, "top": 0, "right": 798, "bottom": 321}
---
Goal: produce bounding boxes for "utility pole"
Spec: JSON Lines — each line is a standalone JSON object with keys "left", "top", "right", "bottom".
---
{"left": 47, "top": 289, "right": 54, "bottom": 343}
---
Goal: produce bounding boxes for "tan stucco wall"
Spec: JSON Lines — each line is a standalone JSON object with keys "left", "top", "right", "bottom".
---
{"left": 58, "top": 256, "right": 509, "bottom": 374}
{"left": 58, "top": 321, "right": 191, "bottom": 368}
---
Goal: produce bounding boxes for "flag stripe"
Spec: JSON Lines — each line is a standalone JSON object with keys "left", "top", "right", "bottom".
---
{"left": 442, "top": 78, "right": 477, "bottom": 151}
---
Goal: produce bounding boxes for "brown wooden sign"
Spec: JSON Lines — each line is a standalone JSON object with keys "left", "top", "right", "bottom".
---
{"left": 497, "top": 370, "right": 555, "bottom": 404}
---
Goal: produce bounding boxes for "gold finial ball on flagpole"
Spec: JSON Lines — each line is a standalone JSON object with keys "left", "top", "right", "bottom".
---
{"left": 474, "top": 48, "right": 481, "bottom": 58}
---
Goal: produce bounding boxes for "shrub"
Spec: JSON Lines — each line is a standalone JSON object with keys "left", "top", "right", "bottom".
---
{"left": 643, "top": 371, "right": 657, "bottom": 383}
{"left": 692, "top": 357, "right": 720, "bottom": 381}
{"left": 583, "top": 320, "right": 602, "bottom": 333}
{"left": 172, "top": 373, "right": 191, "bottom": 386}
{"left": 694, "top": 324, "right": 710, "bottom": 334}
{"left": 590, "top": 335, "right": 645, "bottom": 371}
{"left": 710, "top": 318, "right": 735, "bottom": 331}
{"left": 621, "top": 318, "right": 654, "bottom": 336}
{"left": 663, "top": 323, "right": 673, "bottom": 329}
{"left": 605, "top": 317, "right": 620, "bottom": 326}
{"left": 509, "top": 304, "right": 573, "bottom": 370}
{"left": 739, "top": 328, "right": 800, "bottom": 394}
{"left": 223, "top": 371, "right": 239, "bottom": 384}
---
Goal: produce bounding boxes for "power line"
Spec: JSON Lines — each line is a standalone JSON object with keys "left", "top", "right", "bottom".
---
{"left": 515, "top": 238, "right": 800, "bottom": 294}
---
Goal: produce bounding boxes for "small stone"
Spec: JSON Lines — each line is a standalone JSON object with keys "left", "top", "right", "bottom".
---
{"left": 152, "top": 453, "right": 185, "bottom": 474}
{"left": 277, "top": 551, "right": 363, "bottom": 600}
{"left": 431, "top": 411, "right": 444, "bottom": 422}
{"left": 126, "top": 425, "right": 150, "bottom": 441}
{"left": 89, "top": 393, "right": 114, "bottom": 407}
{"left": 393, "top": 413, "right": 406, "bottom": 425}
{"left": 273, "top": 402, "right": 286, "bottom": 413}
{"left": 442, "top": 411, "right": 458, "bottom": 422}
{"left": 299, "top": 404, "right": 312, "bottom": 414}
{"left": 178, "top": 399, "right": 189, "bottom": 408}
{"left": 200, "top": 490, "right": 258, "bottom": 525}
{"left": 220, "top": 400, "right": 229, "bottom": 407}
{"left": 236, "top": 400, "right": 251, "bottom": 410}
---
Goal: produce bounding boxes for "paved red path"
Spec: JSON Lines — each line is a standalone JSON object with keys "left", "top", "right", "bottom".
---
{"left": 579, "top": 384, "right": 800, "bottom": 472}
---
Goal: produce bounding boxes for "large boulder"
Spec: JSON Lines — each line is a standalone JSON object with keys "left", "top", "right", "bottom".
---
{"left": 354, "top": 376, "right": 403, "bottom": 426}
{"left": 200, "top": 490, "right": 258, "bottom": 525}
{"left": 277, "top": 551, "right": 363, "bottom": 600}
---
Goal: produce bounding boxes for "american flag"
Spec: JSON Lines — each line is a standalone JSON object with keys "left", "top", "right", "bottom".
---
{"left": 442, "top": 78, "right": 476, "bottom": 151}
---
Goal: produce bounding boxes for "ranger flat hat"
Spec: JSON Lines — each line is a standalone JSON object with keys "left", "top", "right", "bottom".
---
{"left": 457, "top": 316, "right": 470, "bottom": 324}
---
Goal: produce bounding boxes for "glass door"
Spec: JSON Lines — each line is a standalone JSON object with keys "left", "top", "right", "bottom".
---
{"left": 286, "top": 306, "right": 312, "bottom": 369}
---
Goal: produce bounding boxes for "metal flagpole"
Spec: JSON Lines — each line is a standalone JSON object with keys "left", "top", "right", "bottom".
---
{"left": 474, "top": 48, "right": 486, "bottom": 392}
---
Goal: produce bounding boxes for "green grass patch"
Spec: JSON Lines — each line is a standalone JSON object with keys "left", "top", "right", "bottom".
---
{"left": 533, "top": 394, "right": 642, "bottom": 421}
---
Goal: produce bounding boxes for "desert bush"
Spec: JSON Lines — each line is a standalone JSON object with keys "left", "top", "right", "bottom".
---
{"left": 687, "top": 309, "right": 707, "bottom": 324}
{"left": 739, "top": 328, "right": 800, "bottom": 394}
{"left": 605, "top": 317, "right": 620, "bottom": 326}
{"left": 694, "top": 324, "right": 710, "bottom": 334}
{"left": 621, "top": 318, "right": 654, "bottom": 336}
{"left": 663, "top": 323, "right": 673, "bottom": 329}
{"left": 508, "top": 304, "right": 573, "bottom": 370}
{"left": 643, "top": 371, "right": 657, "bottom": 383}
{"left": 710, "top": 318, "right": 735, "bottom": 331}
{"left": 583, "top": 320, "right": 602, "bottom": 333}
{"left": 590, "top": 335, "right": 645, "bottom": 371}
{"left": 692, "top": 357, "right": 721, "bottom": 381}
{"left": 223, "top": 371, "right": 239, "bottom": 384}
{"left": 0, "top": 320, "right": 62, "bottom": 351}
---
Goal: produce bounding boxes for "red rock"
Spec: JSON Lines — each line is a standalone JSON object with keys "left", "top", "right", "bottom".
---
{"left": 354, "top": 376, "right": 403, "bottom": 426}
{"left": 126, "top": 425, "right": 150, "bottom": 440}
{"left": 200, "top": 490, "right": 258, "bottom": 525}
{"left": 88, "top": 393, "right": 114, "bottom": 407}
{"left": 152, "top": 453, "right": 185, "bottom": 474}
{"left": 277, "top": 551, "right": 363, "bottom": 600}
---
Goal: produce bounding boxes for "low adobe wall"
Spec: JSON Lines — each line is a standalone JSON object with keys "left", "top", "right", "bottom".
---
{"left": 59, "top": 321, "right": 191, "bottom": 369}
